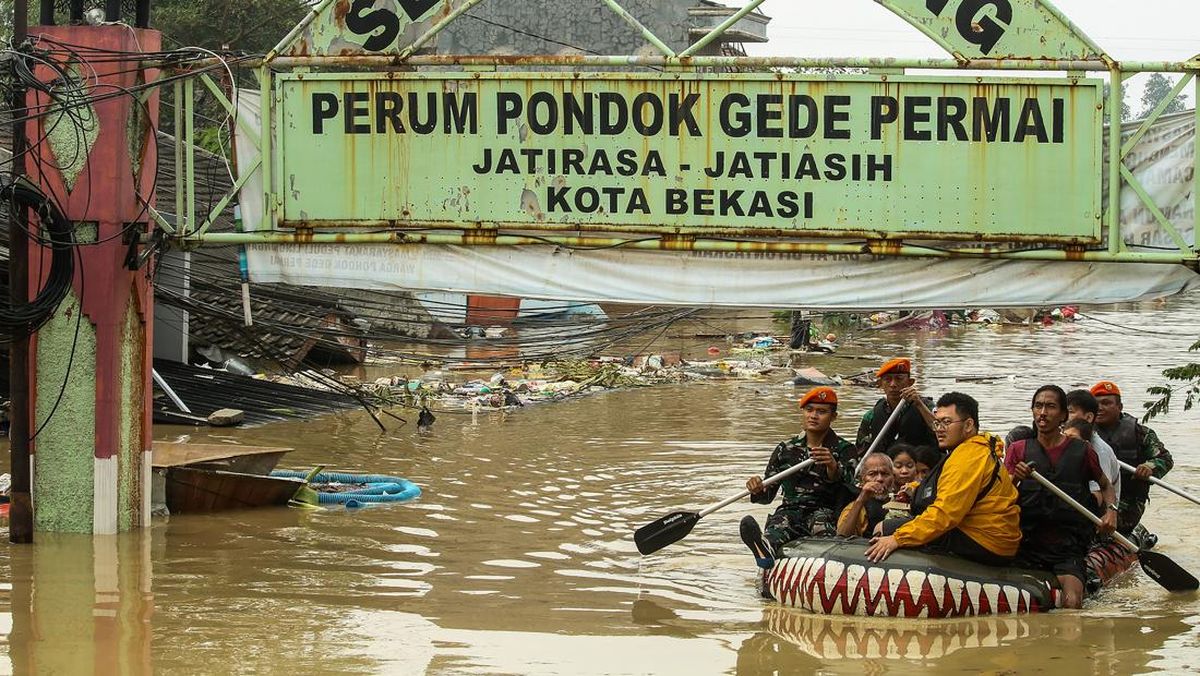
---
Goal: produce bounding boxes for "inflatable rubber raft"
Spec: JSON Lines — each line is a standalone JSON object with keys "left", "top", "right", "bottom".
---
{"left": 762, "top": 535, "right": 1146, "bottom": 617}
{"left": 764, "top": 539, "right": 1060, "bottom": 617}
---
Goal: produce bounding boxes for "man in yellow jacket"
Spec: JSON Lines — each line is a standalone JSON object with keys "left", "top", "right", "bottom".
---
{"left": 865, "top": 392, "right": 1020, "bottom": 566}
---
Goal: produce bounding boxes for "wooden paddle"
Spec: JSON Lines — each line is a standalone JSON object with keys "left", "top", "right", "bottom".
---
{"left": 634, "top": 458, "right": 818, "bottom": 556}
{"left": 1029, "top": 470, "right": 1198, "bottom": 592}
{"left": 1117, "top": 460, "right": 1200, "bottom": 506}
{"left": 635, "top": 399, "right": 910, "bottom": 556}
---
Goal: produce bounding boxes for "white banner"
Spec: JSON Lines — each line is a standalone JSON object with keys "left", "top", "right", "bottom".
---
{"left": 242, "top": 243, "right": 1196, "bottom": 309}
{"left": 234, "top": 90, "right": 1198, "bottom": 308}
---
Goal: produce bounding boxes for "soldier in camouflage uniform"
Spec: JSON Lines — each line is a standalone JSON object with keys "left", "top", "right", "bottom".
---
{"left": 1092, "top": 380, "right": 1174, "bottom": 534}
{"left": 740, "top": 387, "right": 858, "bottom": 567}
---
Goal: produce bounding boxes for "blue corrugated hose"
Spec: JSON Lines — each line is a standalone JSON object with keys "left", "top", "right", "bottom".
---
{"left": 270, "top": 470, "right": 421, "bottom": 505}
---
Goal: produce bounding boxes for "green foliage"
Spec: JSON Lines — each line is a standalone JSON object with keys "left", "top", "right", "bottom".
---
{"left": 149, "top": 0, "right": 310, "bottom": 53}
{"left": 0, "top": 0, "right": 307, "bottom": 52}
{"left": 195, "top": 125, "right": 229, "bottom": 158}
{"left": 1139, "top": 73, "right": 1189, "bottom": 120}
{"left": 1143, "top": 337, "right": 1200, "bottom": 421}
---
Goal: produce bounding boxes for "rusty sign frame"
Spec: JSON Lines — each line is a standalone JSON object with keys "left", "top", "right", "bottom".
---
{"left": 165, "top": 0, "right": 1200, "bottom": 266}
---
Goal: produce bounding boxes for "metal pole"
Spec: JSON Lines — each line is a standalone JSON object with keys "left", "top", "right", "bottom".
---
{"left": 1107, "top": 69, "right": 1123, "bottom": 254}
{"left": 104, "top": 0, "right": 120, "bottom": 23}
{"left": 38, "top": 0, "right": 53, "bottom": 26}
{"left": 9, "top": 0, "right": 33, "bottom": 544}
{"left": 68, "top": 0, "right": 82, "bottom": 23}
{"left": 135, "top": 0, "right": 150, "bottom": 28}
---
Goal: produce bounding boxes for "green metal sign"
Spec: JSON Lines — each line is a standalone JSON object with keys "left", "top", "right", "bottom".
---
{"left": 878, "top": 0, "right": 1106, "bottom": 61}
{"left": 276, "top": 72, "right": 1101, "bottom": 241}
{"left": 279, "top": 0, "right": 456, "bottom": 58}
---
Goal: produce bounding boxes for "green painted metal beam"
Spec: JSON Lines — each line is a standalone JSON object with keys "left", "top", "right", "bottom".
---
{"left": 397, "top": 0, "right": 491, "bottom": 60}
{"left": 188, "top": 231, "right": 1195, "bottom": 265}
{"left": 262, "top": 54, "right": 1199, "bottom": 72}
{"left": 678, "top": 0, "right": 766, "bottom": 58}
{"left": 1121, "top": 73, "right": 1194, "bottom": 159}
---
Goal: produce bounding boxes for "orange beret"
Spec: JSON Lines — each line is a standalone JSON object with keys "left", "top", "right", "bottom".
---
{"left": 877, "top": 358, "right": 912, "bottom": 378}
{"left": 1091, "top": 380, "right": 1121, "bottom": 397}
{"left": 799, "top": 386, "right": 838, "bottom": 408}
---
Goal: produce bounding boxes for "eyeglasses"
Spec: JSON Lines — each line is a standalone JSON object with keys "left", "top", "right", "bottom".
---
{"left": 932, "top": 418, "right": 965, "bottom": 430}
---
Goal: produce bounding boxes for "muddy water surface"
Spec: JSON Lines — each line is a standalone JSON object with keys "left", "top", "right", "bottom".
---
{"left": 3, "top": 300, "right": 1200, "bottom": 674}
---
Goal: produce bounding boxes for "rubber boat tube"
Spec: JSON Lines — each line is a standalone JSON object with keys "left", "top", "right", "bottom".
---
{"left": 270, "top": 470, "right": 421, "bottom": 504}
{"left": 765, "top": 538, "right": 1060, "bottom": 618}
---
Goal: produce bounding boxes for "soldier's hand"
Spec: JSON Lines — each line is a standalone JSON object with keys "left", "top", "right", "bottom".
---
{"left": 1098, "top": 509, "right": 1117, "bottom": 536}
{"left": 1135, "top": 462, "right": 1154, "bottom": 480}
{"left": 1011, "top": 461, "right": 1032, "bottom": 481}
{"left": 899, "top": 386, "right": 923, "bottom": 403}
{"left": 809, "top": 446, "right": 838, "bottom": 477}
{"left": 746, "top": 476, "right": 764, "bottom": 495}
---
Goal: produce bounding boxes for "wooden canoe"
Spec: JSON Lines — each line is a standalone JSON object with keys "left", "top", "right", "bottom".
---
{"left": 153, "top": 442, "right": 293, "bottom": 475}
{"left": 164, "top": 467, "right": 303, "bottom": 513}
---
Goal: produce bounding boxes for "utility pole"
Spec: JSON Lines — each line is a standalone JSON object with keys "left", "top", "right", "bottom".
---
{"left": 16, "top": 1, "right": 160, "bottom": 534}
{"left": 9, "top": 0, "right": 32, "bottom": 544}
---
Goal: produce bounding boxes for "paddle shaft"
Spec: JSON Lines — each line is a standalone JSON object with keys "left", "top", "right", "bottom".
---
{"left": 701, "top": 401, "right": 909, "bottom": 519}
{"left": 701, "top": 399, "right": 910, "bottom": 518}
{"left": 853, "top": 399, "right": 909, "bottom": 476}
{"left": 1029, "top": 470, "right": 1138, "bottom": 552}
{"left": 1117, "top": 460, "right": 1200, "bottom": 506}
{"left": 698, "top": 459, "right": 816, "bottom": 517}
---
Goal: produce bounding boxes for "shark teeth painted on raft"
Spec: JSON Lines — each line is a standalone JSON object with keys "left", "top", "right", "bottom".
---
{"left": 965, "top": 581, "right": 983, "bottom": 616}
{"left": 823, "top": 560, "right": 846, "bottom": 612}
{"left": 926, "top": 572, "right": 948, "bottom": 614}
{"left": 780, "top": 557, "right": 800, "bottom": 607}
{"left": 1003, "top": 586, "right": 1020, "bottom": 614}
{"left": 886, "top": 567, "right": 905, "bottom": 606}
{"left": 983, "top": 583, "right": 1004, "bottom": 614}
{"left": 944, "top": 575, "right": 966, "bottom": 615}
{"left": 800, "top": 557, "right": 820, "bottom": 610}
{"left": 905, "top": 570, "right": 929, "bottom": 618}
{"left": 787, "top": 557, "right": 807, "bottom": 606}
{"left": 844, "top": 564, "right": 866, "bottom": 615}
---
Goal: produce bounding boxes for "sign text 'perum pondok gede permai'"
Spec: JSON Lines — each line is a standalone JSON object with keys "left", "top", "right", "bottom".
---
{"left": 277, "top": 73, "right": 1102, "bottom": 240}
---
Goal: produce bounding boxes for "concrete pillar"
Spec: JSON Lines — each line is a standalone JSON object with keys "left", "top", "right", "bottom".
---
{"left": 22, "top": 25, "right": 160, "bottom": 533}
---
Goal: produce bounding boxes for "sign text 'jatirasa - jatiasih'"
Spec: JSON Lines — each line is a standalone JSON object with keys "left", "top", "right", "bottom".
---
{"left": 277, "top": 74, "right": 1101, "bottom": 239}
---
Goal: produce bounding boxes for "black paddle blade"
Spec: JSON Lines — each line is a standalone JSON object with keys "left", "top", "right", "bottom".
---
{"left": 634, "top": 511, "right": 700, "bottom": 555}
{"left": 1138, "top": 550, "right": 1200, "bottom": 592}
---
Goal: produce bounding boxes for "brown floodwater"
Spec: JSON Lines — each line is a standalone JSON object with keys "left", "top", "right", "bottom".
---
{"left": 3, "top": 299, "right": 1200, "bottom": 674}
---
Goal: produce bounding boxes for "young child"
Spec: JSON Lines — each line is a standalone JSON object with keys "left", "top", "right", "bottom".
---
{"left": 836, "top": 453, "right": 895, "bottom": 537}
{"left": 883, "top": 445, "right": 941, "bottom": 521}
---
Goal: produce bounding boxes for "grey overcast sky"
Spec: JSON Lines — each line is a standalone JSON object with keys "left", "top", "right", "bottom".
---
{"left": 746, "top": 1, "right": 1199, "bottom": 109}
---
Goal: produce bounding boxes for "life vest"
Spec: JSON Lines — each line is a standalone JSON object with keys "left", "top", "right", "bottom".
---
{"left": 862, "top": 498, "right": 888, "bottom": 536}
{"left": 1097, "top": 413, "right": 1149, "bottom": 502}
{"left": 866, "top": 397, "right": 938, "bottom": 453}
{"left": 1015, "top": 436, "right": 1098, "bottom": 532}
{"left": 911, "top": 436, "right": 1001, "bottom": 517}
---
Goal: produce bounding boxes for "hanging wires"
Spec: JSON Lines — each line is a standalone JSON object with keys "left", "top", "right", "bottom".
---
{"left": 0, "top": 178, "right": 76, "bottom": 341}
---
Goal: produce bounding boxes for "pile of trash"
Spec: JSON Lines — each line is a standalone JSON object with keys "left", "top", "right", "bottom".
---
{"left": 864, "top": 307, "right": 1080, "bottom": 330}
{"left": 354, "top": 356, "right": 789, "bottom": 412}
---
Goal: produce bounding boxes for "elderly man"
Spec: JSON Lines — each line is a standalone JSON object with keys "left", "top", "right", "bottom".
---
{"left": 855, "top": 358, "right": 938, "bottom": 456}
{"left": 865, "top": 392, "right": 1020, "bottom": 565}
{"left": 740, "top": 386, "right": 858, "bottom": 568}
{"left": 1092, "top": 381, "right": 1174, "bottom": 533}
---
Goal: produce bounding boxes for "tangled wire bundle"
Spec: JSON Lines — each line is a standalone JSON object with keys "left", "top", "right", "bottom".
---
{"left": 0, "top": 178, "right": 76, "bottom": 342}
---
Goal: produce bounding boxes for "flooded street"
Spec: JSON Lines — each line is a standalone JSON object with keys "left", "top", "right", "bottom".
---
{"left": 4, "top": 299, "right": 1200, "bottom": 674}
